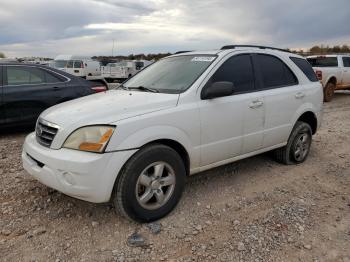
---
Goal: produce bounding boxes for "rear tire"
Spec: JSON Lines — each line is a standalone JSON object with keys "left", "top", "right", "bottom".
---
{"left": 324, "top": 82, "right": 335, "bottom": 102}
{"left": 112, "top": 144, "right": 186, "bottom": 222}
{"left": 274, "top": 121, "right": 312, "bottom": 165}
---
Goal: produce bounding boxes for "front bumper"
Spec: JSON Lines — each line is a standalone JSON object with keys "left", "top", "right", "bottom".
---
{"left": 22, "top": 132, "right": 137, "bottom": 203}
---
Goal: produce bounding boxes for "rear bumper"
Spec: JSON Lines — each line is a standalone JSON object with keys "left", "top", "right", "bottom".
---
{"left": 22, "top": 132, "right": 137, "bottom": 203}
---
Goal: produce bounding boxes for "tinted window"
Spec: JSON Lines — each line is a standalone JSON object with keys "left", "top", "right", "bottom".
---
{"left": 6, "top": 66, "right": 45, "bottom": 85}
{"left": 210, "top": 54, "right": 255, "bottom": 93}
{"left": 306, "top": 57, "right": 338, "bottom": 67}
{"left": 256, "top": 54, "right": 297, "bottom": 88}
{"left": 0, "top": 66, "right": 2, "bottom": 86}
{"left": 343, "top": 57, "right": 350, "bottom": 67}
{"left": 290, "top": 57, "right": 318, "bottom": 82}
{"left": 45, "top": 71, "right": 64, "bottom": 83}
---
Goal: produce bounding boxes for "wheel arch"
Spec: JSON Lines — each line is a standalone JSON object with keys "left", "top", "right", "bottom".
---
{"left": 296, "top": 111, "right": 318, "bottom": 135}
{"left": 326, "top": 75, "right": 337, "bottom": 85}
{"left": 142, "top": 139, "right": 190, "bottom": 176}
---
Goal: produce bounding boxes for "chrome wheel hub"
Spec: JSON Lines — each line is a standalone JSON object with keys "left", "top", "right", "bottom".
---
{"left": 294, "top": 133, "right": 310, "bottom": 161}
{"left": 135, "top": 162, "right": 176, "bottom": 210}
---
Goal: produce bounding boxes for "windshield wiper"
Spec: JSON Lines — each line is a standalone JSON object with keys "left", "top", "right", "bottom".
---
{"left": 128, "top": 86, "right": 159, "bottom": 93}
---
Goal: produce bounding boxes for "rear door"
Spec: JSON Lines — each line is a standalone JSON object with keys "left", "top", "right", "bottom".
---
{"left": 341, "top": 57, "right": 350, "bottom": 86}
{"left": 3, "top": 65, "right": 64, "bottom": 125}
{"left": 252, "top": 53, "right": 301, "bottom": 148}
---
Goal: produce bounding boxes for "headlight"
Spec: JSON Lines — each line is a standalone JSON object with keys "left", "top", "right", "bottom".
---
{"left": 63, "top": 125, "right": 115, "bottom": 153}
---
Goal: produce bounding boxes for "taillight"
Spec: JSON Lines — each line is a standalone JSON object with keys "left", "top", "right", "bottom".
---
{"left": 91, "top": 86, "right": 107, "bottom": 93}
{"left": 315, "top": 70, "right": 322, "bottom": 80}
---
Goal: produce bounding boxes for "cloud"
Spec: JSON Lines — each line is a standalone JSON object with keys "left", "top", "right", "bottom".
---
{"left": 0, "top": 0, "right": 349, "bottom": 57}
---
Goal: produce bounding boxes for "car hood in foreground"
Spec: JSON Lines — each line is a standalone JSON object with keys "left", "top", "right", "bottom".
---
{"left": 40, "top": 90, "right": 179, "bottom": 128}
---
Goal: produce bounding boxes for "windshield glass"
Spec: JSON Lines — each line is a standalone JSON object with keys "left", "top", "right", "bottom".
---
{"left": 54, "top": 60, "right": 67, "bottom": 68}
{"left": 307, "top": 57, "right": 338, "bottom": 67}
{"left": 123, "top": 55, "right": 216, "bottom": 93}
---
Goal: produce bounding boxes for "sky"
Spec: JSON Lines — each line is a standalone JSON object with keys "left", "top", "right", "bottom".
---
{"left": 0, "top": 0, "right": 349, "bottom": 58}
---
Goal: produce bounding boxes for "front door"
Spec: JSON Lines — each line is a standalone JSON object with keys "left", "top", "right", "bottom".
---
{"left": 0, "top": 66, "right": 5, "bottom": 125}
{"left": 199, "top": 53, "right": 265, "bottom": 167}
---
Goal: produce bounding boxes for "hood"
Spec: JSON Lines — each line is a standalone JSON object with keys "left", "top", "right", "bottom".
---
{"left": 40, "top": 90, "right": 179, "bottom": 128}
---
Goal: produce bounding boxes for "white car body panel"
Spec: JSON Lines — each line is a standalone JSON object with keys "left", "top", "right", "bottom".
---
{"left": 22, "top": 48, "right": 323, "bottom": 203}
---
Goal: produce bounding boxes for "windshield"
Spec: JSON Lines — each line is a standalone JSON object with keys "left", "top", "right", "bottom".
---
{"left": 123, "top": 55, "right": 216, "bottom": 93}
{"left": 54, "top": 60, "right": 67, "bottom": 68}
{"left": 307, "top": 57, "right": 338, "bottom": 67}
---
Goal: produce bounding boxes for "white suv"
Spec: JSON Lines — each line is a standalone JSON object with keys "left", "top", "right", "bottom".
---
{"left": 22, "top": 45, "right": 323, "bottom": 222}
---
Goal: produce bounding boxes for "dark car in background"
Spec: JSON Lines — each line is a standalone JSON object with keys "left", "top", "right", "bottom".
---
{"left": 0, "top": 63, "right": 105, "bottom": 128}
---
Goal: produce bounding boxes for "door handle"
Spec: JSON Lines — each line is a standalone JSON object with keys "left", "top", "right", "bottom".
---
{"left": 295, "top": 92, "right": 305, "bottom": 99}
{"left": 249, "top": 100, "right": 263, "bottom": 109}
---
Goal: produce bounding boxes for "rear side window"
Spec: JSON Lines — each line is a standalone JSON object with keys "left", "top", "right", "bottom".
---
{"left": 255, "top": 54, "right": 298, "bottom": 88}
{"left": 343, "top": 57, "right": 350, "bottom": 67}
{"left": 6, "top": 66, "right": 45, "bottom": 85}
{"left": 290, "top": 57, "right": 318, "bottom": 82}
{"left": 0, "top": 66, "right": 2, "bottom": 86}
{"left": 210, "top": 54, "right": 255, "bottom": 93}
{"left": 306, "top": 57, "right": 338, "bottom": 67}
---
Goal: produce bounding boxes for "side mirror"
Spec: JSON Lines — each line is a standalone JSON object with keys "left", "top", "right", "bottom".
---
{"left": 201, "top": 81, "right": 235, "bottom": 100}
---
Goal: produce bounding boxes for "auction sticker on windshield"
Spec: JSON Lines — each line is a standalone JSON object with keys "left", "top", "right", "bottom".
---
{"left": 191, "top": 56, "right": 216, "bottom": 62}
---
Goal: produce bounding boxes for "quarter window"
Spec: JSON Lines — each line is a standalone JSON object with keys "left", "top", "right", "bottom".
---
{"left": 256, "top": 54, "right": 298, "bottom": 88}
{"left": 210, "top": 54, "right": 255, "bottom": 93}
{"left": 45, "top": 71, "right": 64, "bottom": 83}
{"left": 290, "top": 57, "right": 318, "bottom": 82}
{"left": 6, "top": 66, "right": 45, "bottom": 85}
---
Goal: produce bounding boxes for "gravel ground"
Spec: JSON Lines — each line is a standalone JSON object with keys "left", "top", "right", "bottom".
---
{"left": 1, "top": 92, "right": 350, "bottom": 262}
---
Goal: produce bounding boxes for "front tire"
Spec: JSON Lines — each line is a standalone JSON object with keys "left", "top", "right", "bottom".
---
{"left": 112, "top": 144, "right": 186, "bottom": 222}
{"left": 274, "top": 121, "right": 312, "bottom": 165}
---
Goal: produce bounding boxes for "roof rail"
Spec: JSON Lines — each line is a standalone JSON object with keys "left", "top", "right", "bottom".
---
{"left": 220, "top": 45, "right": 291, "bottom": 53}
{"left": 174, "top": 51, "right": 192, "bottom": 54}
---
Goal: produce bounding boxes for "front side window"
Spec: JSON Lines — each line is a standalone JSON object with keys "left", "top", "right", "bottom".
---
{"left": 6, "top": 66, "right": 45, "bottom": 85}
{"left": 123, "top": 55, "right": 216, "bottom": 93}
{"left": 256, "top": 54, "right": 298, "bottom": 88}
{"left": 209, "top": 54, "right": 255, "bottom": 93}
{"left": 306, "top": 57, "right": 338, "bottom": 67}
{"left": 342, "top": 57, "right": 350, "bottom": 67}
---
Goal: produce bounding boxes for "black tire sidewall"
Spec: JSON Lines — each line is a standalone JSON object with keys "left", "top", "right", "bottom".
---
{"left": 288, "top": 122, "right": 312, "bottom": 164}
{"left": 324, "top": 82, "right": 335, "bottom": 102}
{"left": 116, "top": 145, "right": 186, "bottom": 222}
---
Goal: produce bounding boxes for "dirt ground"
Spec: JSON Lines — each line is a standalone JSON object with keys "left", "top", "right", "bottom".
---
{"left": 1, "top": 92, "right": 349, "bottom": 262}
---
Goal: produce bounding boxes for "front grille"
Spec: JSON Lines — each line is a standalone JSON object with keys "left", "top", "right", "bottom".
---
{"left": 36, "top": 119, "right": 59, "bottom": 148}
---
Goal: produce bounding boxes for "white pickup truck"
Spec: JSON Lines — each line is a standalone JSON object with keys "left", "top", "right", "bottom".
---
{"left": 307, "top": 55, "right": 350, "bottom": 101}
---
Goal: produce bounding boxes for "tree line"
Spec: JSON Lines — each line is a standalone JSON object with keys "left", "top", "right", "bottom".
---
{"left": 2, "top": 44, "right": 349, "bottom": 61}
{"left": 289, "top": 44, "right": 350, "bottom": 55}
